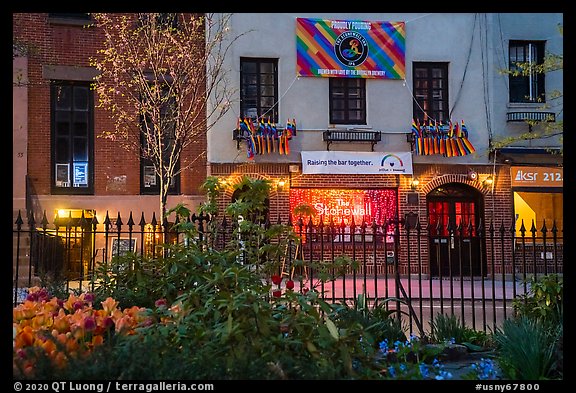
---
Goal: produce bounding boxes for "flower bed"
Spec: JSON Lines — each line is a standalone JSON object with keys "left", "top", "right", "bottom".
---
{"left": 13, "top": 287, "right": 150, "bottom": 378}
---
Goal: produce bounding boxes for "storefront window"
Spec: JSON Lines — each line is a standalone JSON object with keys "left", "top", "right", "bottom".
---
{"left": 290, "top": 188, "right": 398, "bottom": 243}
{"left": 514, "top": 191, "right": 563, "bottom": 240}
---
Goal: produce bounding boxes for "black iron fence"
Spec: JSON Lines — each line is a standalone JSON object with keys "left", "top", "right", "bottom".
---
{"left": 13, "top": 209, "right": 563, "bottom": 336}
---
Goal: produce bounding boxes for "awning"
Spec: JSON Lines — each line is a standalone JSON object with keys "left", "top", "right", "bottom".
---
{"left": 492, "top": 147, "right": 563, "bottom": 166}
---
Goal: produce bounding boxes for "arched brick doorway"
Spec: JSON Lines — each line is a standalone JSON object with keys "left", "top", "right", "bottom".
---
{"left": 426, "top": 182, "right": 487, "bottom": 277}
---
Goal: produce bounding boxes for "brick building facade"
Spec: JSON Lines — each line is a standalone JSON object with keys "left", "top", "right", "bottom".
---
{"left": 13, "top": 13, "right": 207, "bottom": 222}
{"left": 12, "top": 13, "right": 562, "bottom": 283}
{"left": 207, "top": 13, "right": 563, "bottom": 278}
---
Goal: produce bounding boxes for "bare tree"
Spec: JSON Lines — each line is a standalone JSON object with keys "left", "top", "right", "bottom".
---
{"left": 91, "top": 13, "right": 243, "bottom": 218}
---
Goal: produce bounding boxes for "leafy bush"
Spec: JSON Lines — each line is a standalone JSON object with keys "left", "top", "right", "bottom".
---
{"left": 13, "top": 177, "right": 474, "bottom": 380}
{"left": 494, "top": 316, "right": 561, "bottom": 380}
{"left": 501, "top": 274, "right": 563, "bottom": 380}
{"left": 429, "top": 313, "right": 466, "bottom": 344}
{"left": 330, "top": 293, "right": 407, "bottom": 347}
{"left": 513, "top": 274, "right": 563, "bottom": 326}
{"left": 429, "top": 312, "right": 493, "bottom": 351}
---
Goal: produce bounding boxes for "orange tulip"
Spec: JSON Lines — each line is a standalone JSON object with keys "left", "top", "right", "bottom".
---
{"left": 53, "top": 309, "right": 70, "bottom": 333}
{"left": 91, "top": 334, "right": 104, "bottom": 347}
{"left": 15, "top": 326, "right": 35, "bottom": 348}
{"left": 101, "top": 297, "right": 119, "bottom": 314}
{"left": 41, "top": 338, "right": 57, "bottom": 355}
{"left": 53, "top": 351, "right": 68, "bottom": 369}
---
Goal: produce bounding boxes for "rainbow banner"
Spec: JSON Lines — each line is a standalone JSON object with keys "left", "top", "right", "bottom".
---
{"left": 296, "top": 18, "right": 405, "bottom": 79}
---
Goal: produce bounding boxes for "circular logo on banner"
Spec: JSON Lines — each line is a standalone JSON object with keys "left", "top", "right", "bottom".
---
{"left": 334, "top": 31, "right": 369, "bottom": 67}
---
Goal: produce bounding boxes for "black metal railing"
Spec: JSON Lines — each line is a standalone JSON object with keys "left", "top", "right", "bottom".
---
{"left": 506, "top": 111, "right": 556, "bottom": 122}
{"left": 323, "top": 129, "right": 381, "bottom": 151}
{"left": 13, "top": 210, "right": 563, "bottom": 336}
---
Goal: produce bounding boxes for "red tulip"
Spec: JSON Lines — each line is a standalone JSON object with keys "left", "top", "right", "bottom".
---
{"left": 286, "top": 280, "right": 294, "bottom": 290}
{"left": 84, "top": 316, "right": 96, "bottom": 331}
{"left": 103, "top": 317, "right": 115, "bottom": 329}
{"left": 272, "top": 290, "right": 282, "bottom": 298}
{"left": 271, "top": 275, "right": 282, "bottom": 285}
{"left": 84, "top": 293, "right": 95, "bottom": 303}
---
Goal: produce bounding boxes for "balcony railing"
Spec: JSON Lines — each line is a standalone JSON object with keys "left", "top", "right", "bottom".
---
{"left": 323, "top": 129, "right": 381, "bottom": 151}
{"left": 507, "top": 111, "right": 555, "bottom": 122}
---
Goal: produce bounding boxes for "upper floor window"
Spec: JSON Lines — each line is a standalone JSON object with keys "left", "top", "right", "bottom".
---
{"left": 509, "top": 41, "right": 546, "bottom": 103}
{"left": 137, "top": 13, "right": 179, "bottom": 29}
{"left": 48, "top": 13, "right": 91, "bottom": 20}
{"left": 51, "top": 82, "right": 94, "bottom": 194}
{"left": 140, "top": 86, "right": 180, "bottom": 195}
{"left": 412, "top": 62, "right": 449, "bottom": 123}
{"left": 240, "top": 58, "right": 278, "bottom": 122}
{"left": 329, "top": 78, "right": 366, "bottom": 125}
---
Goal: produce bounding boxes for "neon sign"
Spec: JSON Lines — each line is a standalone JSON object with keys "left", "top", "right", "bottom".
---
{"left": 289, "top": 188, "right": 397, "bottom": 226}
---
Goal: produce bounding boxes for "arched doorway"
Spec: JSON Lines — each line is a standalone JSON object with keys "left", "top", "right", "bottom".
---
{"left": 427, "top": 183, "right": 486, "bottom": 277}
{"left": 231, "top": 184, "right": 270, "bottom": 223}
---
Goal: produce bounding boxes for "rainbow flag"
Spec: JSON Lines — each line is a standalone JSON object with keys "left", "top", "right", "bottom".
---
{"left": 411, "top": 119, "right": 421, "bottom": 155}
{"left": 438, "top": 122, "right": 446, "bottom": 156}
{"left": 460, "top": 120, "right": 475, "bottom": 154}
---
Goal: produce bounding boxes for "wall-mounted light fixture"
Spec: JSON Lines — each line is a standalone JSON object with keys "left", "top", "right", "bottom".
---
{"left": 217, "top": 177, "right": 229, "bottom": 189}
{"left": 483, "top": 175, "right": 494, "bottom": 187}
{"left": 276, "top": 179, "right": 286, "bottom": 222}
{"left": 410, "top": 177, "right": 420, "bottom": 191}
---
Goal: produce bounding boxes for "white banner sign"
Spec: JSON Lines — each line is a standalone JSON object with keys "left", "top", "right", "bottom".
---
{"left": 301, "top": 151, "right": 413, "bottom": 174}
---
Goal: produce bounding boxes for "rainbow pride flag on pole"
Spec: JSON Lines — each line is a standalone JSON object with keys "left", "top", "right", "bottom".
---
{"left": 411, "top": 119, "right": 476, "bottom": 157}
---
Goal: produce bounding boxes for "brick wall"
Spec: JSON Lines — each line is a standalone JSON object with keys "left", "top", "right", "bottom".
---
{"left": 13, "top": 13, "right": 206, "bottom": 197}
{"left": 210, "top": 162, "right": 515, "bottom": 277}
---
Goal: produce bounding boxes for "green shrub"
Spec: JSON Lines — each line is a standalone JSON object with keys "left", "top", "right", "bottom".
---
{"left": 23, "top": 177, "right": 462, "bottom": 379}
{"left": 430, "top": 313, "right": 462, "bottom": 343}
{"left": 429, "top": 312, "right": 492, "bottom": 351}
{"left": 513, "top": 274, "right": 563, "bottom": 326}
{"left": 39, "top": 261, "right": 388, "bottom": 379}
{"left": 494, "top": 316, "right": 561, "bottom": 380}
{"left": 330, "top": 293, "right": 407, "bottom": 347}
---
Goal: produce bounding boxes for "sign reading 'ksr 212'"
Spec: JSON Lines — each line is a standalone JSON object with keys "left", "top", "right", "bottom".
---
{"left": 510, "top": 166, "right": 563, "bottom": 187}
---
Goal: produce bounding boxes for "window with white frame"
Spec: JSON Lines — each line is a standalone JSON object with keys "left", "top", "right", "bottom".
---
{"left": 509, "top": 40, "right": 546, "bottom": 103}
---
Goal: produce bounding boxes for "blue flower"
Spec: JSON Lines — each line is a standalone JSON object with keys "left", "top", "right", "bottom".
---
{"left": 435, "top": 370, "right": 453, "bottom": 380}
{"left": 388, "top": 365, "right": 396, "bottom": 378}
{"left": 379, "top": 339, "right": 389, "bottom": 353}
{"left": 419, "top": 363, "right": 430, "bottom": 378}
{"left": 472, "top": 358, "right": 498, "bottom": 380}
{"left": 432, "top": 358, "right": 453, "bottom": 380}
